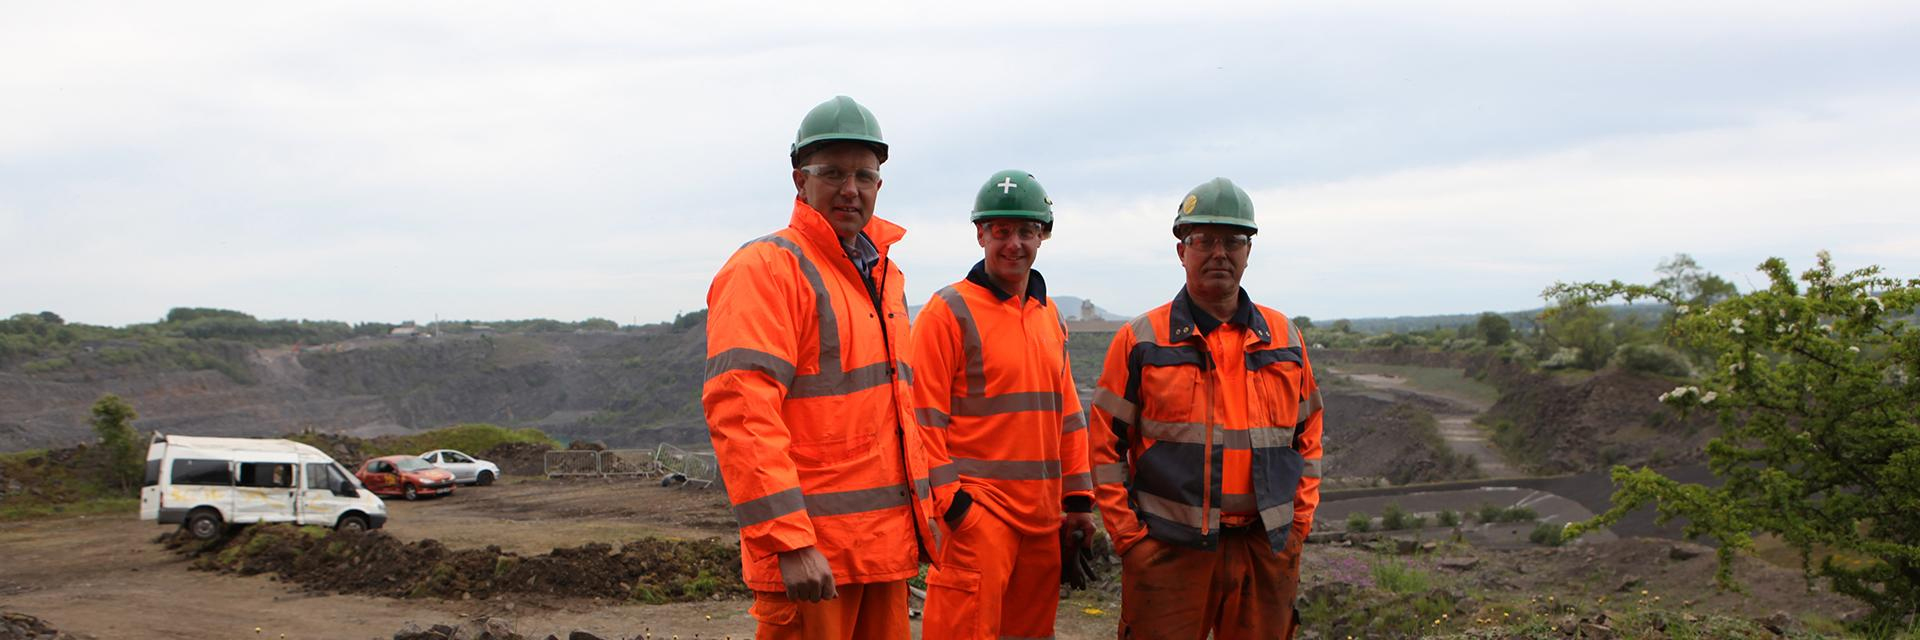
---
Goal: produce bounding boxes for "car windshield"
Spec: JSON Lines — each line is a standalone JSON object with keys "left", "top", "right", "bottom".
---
{"left": 395, "top": 457, "right": 434, "bottom": 471}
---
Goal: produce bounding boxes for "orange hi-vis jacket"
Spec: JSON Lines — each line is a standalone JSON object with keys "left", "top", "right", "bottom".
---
{"left": 1089, "top": 288, "right": 1324, "bottom": 556}
{"left": 910, "top": 264, "right": 1094, "bottom": 536}
{"left": 703, "top": 199, "right": 940, "bottom": 592}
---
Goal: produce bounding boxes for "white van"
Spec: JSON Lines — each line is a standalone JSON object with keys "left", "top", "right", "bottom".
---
{"left": 139, "top": 433, "right": 388, "bottom": 540}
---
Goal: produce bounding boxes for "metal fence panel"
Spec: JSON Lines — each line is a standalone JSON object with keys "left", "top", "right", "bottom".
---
{"left": 543, "top": 450, "right": 602, "bottom": 478}
{"left": 599, "top": 448, "right": 663, "bottom": 477}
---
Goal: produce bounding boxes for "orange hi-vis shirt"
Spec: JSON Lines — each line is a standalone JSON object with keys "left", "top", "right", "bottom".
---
{"left": 702, "top": 199, "right": 940, "bottom": 592}
{"left": 1088, "top": 288, "right": 1324, "bottom": 555}
{"left": 910, "top": 264, "right": 1094, "bottom": 537}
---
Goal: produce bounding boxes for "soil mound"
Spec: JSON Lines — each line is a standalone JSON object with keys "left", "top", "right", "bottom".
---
{"left": 162, "top": 524, "right": 748, "bottom": 603}
{"left": 1483, "top": 368, "right": 1715, "bottom": 473}
{"left": 1320, "top": 390, "right": 1479, "bottom": 486}
{"left": 479, "top": 441, "right": 551, "bottom": 477}
{"left": 1, "top": 612, "right": 93, "bottom": 640}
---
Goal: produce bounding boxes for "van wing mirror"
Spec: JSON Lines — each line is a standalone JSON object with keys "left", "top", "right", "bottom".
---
{"left": 337, "top": 480, "right": 359, "bottom": 496}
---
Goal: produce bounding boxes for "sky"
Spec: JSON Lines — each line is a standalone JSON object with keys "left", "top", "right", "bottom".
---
{"left": 4, "top": 2, "right": 1918, "bottom": 327}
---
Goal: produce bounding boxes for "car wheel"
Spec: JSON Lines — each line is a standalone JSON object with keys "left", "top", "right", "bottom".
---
{"left": 337, "top": 514, "right": 369, "bottom": 533}
{"left": 403, "top": 484, "right": 419, "bottom": 501}
{"left": 476, "top": 470, "right": 495, "bottom": 486}
{"left": 186, "top": 508, "right": 223, "bottom": 541}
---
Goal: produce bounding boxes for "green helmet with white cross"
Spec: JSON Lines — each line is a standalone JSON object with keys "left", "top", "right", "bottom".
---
{"left": 970, "top": 170, "right": 1054, "bottom": 229}
{"left": 1171, "top": 177, "right": 1258, "bottom": 237}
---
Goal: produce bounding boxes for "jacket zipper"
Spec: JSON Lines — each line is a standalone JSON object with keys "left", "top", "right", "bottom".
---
{"left": 1199, "top": 344, "right": 1214, "bottom": 536}
{"left": 864, "top": 255, "right": 931, "bottom": 554}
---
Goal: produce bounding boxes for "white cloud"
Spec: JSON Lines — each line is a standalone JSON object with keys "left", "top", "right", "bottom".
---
{"left": 3, "top": 2, "right": 1918, "bottom": 325}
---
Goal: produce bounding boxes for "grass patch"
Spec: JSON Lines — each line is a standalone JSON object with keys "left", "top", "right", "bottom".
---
{"left": 0, "top": 496, "right": 137, "bottom": 521}
{"left": 1347, "top": 512, "right": 1373, "bottom": 532}
{"left": 290, "top": 423, "right": 557, "bottom": 459}
{"left": 1333, "top": 362, "right": 1502, "bottom": 407}
{"left": 1370, "top": 558, "right": 1431, "bottom": 594}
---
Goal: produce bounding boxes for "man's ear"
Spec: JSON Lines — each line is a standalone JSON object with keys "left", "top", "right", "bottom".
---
{"left": 792, "top": 169, "right": 806, "bottom": 195}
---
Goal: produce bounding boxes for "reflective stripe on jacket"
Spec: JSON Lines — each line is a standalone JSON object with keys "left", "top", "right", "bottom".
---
{"left": 910, "top": 264, "right": 1093, "bottom": 538}
{"left": 1088, "top": 288, "right": 1324, "bottom": 555}
{"left": 703, "top": 199, "right": 939, "bottom": 591}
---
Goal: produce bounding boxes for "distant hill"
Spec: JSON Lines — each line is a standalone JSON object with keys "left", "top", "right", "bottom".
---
{"left": 1333, "top": 303, "right": 1669, "bottom": 335}
{"left": 0, "top": 312, "right": 711, "bottom": 452}
{"left": 908, "top": 295, "right": 1128, "bottom": 322}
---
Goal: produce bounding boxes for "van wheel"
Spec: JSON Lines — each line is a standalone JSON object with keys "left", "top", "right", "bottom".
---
{"left": 476, "top": 471, "right": 495, "bottom": 486}
{"left": 336, "top": 514, "right": 369, "bottom": 533}
{"left": 403, "top": 484, "right": 419, "bottom": 501}
{"left": 186, "top": 509, "right": 223, "bottom": 540}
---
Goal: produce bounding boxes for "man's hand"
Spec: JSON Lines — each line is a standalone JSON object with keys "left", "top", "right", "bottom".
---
{"left": 1061, "top": 512, "right": 1097, "bottom": 545}
{"left": 777, "top": 546, "right": 838, "bottom": 602}
{"left": 1059, "top": 512, "right": 1099, "bottom": 590}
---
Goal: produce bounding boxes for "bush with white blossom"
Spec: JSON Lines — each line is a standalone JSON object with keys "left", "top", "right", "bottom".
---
{"left": 1547, "top": 252, "right": 1920, "bottom": 623}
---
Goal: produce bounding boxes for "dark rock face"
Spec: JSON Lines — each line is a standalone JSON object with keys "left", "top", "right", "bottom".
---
{"left": 0, "top": 331, "right": 710, "bottom": 452}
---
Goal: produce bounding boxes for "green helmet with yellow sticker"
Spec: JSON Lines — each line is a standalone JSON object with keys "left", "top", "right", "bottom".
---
{"left": 1172, "top": 177, "right": 1258, "bottom": 237}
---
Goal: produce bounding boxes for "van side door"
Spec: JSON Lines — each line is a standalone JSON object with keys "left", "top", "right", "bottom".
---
{"left": 232, "top": 462, "right": 298, "bottom": 523}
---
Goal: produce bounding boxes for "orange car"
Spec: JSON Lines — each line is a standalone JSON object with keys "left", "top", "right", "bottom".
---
{"left": 355, "top": 455, "right": 456, "bottom": 500}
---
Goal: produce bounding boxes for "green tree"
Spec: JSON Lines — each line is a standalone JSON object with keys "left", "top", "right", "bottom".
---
{"left": 673, "top": 309, "right": 709, "bottom": 332}
{"left": 1293, "top": 316, "right": 1313, "bottom": 330}
{"left": 165, "top": 307, "right": 255, "bottom": 324}
{"left": 1655, "top": 253, "right": 1739, "bottom": 307}
{"left": 1535, "top": 301, "right": 1615, "bottom": 369}
{"left": 1476, "top": 312, "right": 1513, "bottom": 346}
{"left": 1554, "top": 253, "right": 1920, "bottom": 623}
{"left": 91, "top": 394, "right": 143, "bottom": 494}
{"left": 1331, "top": 319, "right": 1353, "bottom": 334}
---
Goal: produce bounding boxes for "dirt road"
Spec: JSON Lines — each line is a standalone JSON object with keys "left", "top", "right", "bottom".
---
{"left": 1335, "top": 369, "right": 1519, "bottom": 478}
{"left": 0, "top": 479, "right": 1123, "bottom": 639}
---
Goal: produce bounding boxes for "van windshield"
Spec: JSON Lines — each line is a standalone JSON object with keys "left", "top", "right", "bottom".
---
{"left": 395, "top": 457, "right": 434, "bottom": 472}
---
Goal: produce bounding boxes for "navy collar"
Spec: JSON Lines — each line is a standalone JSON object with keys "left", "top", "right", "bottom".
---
{"left": 966, "top": 260, "right": 1049, "bottom": 305}
{"left": 1170, "top": 287, "right": 1269, "bottom": 343}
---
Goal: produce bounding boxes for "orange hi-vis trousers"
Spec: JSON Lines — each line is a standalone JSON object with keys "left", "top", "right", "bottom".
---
{"left": 1119, "top": 528, "right": 1302, "bottom": 640}
{"left": 748, "top": 581, "right": 910, "bottom": 640}
{"left": 922, "top": 507, "right": 1062, "bottom": 640}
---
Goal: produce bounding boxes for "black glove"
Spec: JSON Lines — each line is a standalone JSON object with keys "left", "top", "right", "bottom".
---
{"left": 1059, "top": 529, "right": 1096, "bottom": 590}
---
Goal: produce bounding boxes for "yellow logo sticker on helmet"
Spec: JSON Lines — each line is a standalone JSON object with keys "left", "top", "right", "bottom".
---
{"left": 1180, "top": 194, "right": 1199, "bottom": 215}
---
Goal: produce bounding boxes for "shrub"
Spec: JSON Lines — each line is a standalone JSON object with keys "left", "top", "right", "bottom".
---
{"left": 1438, "top": 509, "right": 1461, "bottom": 527}
{"left": 1540, "top": 347, "right": 1583, "bottom": 369}
{"left": 1557, "top": 253, "right": 1920, "bottom": 623}
{"left": 1530, "top": 522, "right": 1567, "bottom": 546}
{"left": 1346, "top": 512, "right": 1372, "bottom": 533}
{"left": 1611, "top": 342, "right": 1694, "bottom": 378}
{"left": 1380, "top": 503, "right": 1412, "bottom": 530}
{"left": 1500, "top": 506, "right": 1538, "bottom": 523}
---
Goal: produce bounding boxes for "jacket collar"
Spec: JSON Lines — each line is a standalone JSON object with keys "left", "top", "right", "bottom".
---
{"left": 1169, "top": 287, "right": 1270, "bottom": 344}
{"left": 787, "top": 198, "right": 905, "bottom": 259}
{"left": 965, "top": 260, "right": 1049, "bottom": 305}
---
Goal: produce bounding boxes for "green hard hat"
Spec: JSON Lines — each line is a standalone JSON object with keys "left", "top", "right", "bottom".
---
{"left": 790, "top": 95, "right": 887, "bottom": 167}
{"left": 1172, "top": 177, "right": 1258, "bottom": 237}
{"left": 971, "top": 170, "right": 1054, "bottom": 228}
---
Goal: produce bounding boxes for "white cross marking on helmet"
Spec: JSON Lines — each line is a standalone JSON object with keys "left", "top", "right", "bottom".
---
{"left": 997, "top": 177, "right": 1018, "bottom": 194}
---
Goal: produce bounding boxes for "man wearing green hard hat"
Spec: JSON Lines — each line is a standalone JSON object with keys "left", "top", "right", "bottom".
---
{"left": 1086, "top": 178, "right": 1326, "bottom": 638}
{"left": 909, "top": 170, "right": 1096, "bottom": 640}
{"left": 703, "top": 96, "right": 940, "bottom": 640}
